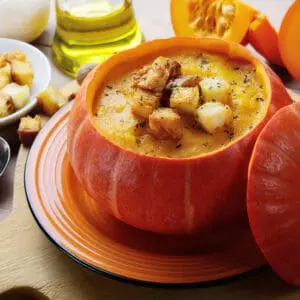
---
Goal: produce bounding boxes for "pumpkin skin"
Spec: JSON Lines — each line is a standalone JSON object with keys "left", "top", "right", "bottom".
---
{"left": 247, "top": 102, "right": 300, "bottom": 286}
{"left": 279, "top": 0, "right": 300, "bottom": 81}
{"left": 67, "top": 37, "right": 291, "bottom": 234}
{"left": 246, "top": 15, "right": 283, "bottom": 67}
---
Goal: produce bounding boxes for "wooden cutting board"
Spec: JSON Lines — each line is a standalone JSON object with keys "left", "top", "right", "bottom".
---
{"left": 0, "top": 83, "right": 299, "bottom": 299}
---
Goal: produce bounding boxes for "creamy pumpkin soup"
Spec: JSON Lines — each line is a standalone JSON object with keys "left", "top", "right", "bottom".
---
{"left": 94, "top": 52, "right": 266, "bottom": 158}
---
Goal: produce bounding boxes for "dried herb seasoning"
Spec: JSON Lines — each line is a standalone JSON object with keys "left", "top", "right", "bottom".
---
{"left": 200, "top": 59, "right": 209, "bottom": 67}
{"left": 224, "top": 127, "right": 234, "bottom": 139}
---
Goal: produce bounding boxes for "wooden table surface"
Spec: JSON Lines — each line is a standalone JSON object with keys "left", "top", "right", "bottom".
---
{"left": 0, "top": 0, "right": 298, "bottom": 280}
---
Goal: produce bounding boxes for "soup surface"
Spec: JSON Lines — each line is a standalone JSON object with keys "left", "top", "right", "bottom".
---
{"left": 94, "top": 52, "right": 267, "bottom": 158}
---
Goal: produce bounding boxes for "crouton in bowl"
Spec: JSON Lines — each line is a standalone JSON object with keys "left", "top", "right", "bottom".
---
{"left": 0, "top": 39, "right": 51, "bottom": 127}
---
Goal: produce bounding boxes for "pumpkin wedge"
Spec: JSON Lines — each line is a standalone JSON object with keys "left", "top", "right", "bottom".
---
{"left": 171, "top": 0, "right": 258, "bottom": 43}
{"left": 171, "top": 0, "right": 284, "bottom": 67}
{"left": 68, "top": 37, "right": 291, "bottom": 234}
{"left": 248, "top": 102, "right": 300, "bottom": 286}
{"left": 247, "top": 15, "right": 283, "bottom": 66}
{"left": 279, "top": 0, "right": 300, "bottom": 80}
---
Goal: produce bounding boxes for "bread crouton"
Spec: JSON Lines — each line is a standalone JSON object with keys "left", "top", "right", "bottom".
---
{"left": 11, "top": 60, "right": 34, "bottom": 87}
{"left": 195, "top": 102, "right": 233, "bottom": 134}
{"left": 0, "top": 95, "right": 14, "bottom": 117}
{"left": 37, "top": 86, "right": 68, "bottom": 116}
{"left": 1, "top": 83, "right": 30, "bottom": 109}
{"left": 131, "top": 89, "right": 160, "bottom": 118}
{"left": 133, "top": 57, "right": 182, "bottom": 93}
{"left": 149, "top": 108, "right": 183, "bottom": 140}
{"left": 167, "top": 75, "right": 201, "bottom": 89}
{"left": 170, "top": 87, "right": 200, "bottom": 114}
{"left": 18, "top": 115, "right": 42, "bottom": 146}
{"left": 7, "top": 50, "right": 27, "bottom": 62}
{"left": 200, "top": 77, "right": 230, "bottom": 104}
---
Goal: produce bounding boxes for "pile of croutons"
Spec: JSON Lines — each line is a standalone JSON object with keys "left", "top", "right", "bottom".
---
{"left": 18, "top": 85, "right": 69, "bottom": 146}
{"left": 0, "top": 50, "right": 33, "bottom": 118}
{"left": 131, "top": 56, "right": 233, "bottom": 140}
{"left": 0, "top": 49, "right": 72, "bottom": 146}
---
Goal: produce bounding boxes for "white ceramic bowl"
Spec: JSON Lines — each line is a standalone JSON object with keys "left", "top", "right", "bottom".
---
{"left": 0, "top": 38, "right": 51, "bottom": 127}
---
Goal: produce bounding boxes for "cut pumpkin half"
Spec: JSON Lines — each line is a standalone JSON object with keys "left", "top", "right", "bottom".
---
{"left": 247, "top": 15, "right": 283, "bottom": 66}
{"left": 247, "top": 102, "right": 300, "bottom": 286}
{"left": 171, "top": 0, "right": 258, "bottom": 43}
{"left": 171, "top": 0, "right": 283, "bottom": 66}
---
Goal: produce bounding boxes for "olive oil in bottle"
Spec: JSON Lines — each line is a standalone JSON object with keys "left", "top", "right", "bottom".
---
{"left": 53, "top": 0, "right": 143, "bottom": 77}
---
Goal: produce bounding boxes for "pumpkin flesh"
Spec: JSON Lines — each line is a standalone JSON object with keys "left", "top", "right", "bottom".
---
{"left": 171, "top": 0, "right": 258, "bottom": 43}
{"left": 68, "top": 38, "right": 291, "bottom": 234}
{"left": 247, "top": 15, "right": 283, "bottom": 67}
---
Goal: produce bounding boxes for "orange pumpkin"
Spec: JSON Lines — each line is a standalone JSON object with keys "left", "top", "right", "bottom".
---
{"left": 67, "top": 37, "right": 291, "bottom": 234}
{"left": 279, "top": 0, "right": 300, "bottom": 80}
{"left": 246, "top": 15, "right": 283, "bottom": 67}
{"left": 171, "top": 1, "right": 283, "bottom": 66}
{"left": 170, "top": 0, "right": 258, "bottom": 43}
{"left": 247, "top": 102, "right": 300, "bottom": 286}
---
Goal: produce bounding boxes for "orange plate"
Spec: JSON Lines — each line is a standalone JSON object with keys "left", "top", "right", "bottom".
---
{"left": 25, "top": 102, "right": 266, "bottom": 286}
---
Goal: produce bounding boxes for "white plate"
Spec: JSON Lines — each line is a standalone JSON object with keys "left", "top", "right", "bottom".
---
{"left": 0, "top": 38, "right": 51, "bottom": 127}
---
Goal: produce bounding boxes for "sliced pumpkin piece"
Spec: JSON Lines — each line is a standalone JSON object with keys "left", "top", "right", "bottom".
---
{"left": 247, "top": 15, "right": 283, "bottom": 66}
{"left": 171, "top": 0, "right": 258, "bottom": 43}
{"left": 247, "top": 102, "right": 300, "bottom": 286}
{"left": 279, "top": 0, "right": 300, "bottom": 81}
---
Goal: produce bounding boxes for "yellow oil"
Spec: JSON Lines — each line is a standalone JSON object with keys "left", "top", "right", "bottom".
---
{"left": 52, "top": 0, "right": 143, "bottom": 77}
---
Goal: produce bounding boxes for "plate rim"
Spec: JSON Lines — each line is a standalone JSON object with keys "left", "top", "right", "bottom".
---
{"left": 24, "top": 102, "right": 265, "bottom": 288}
{"left": 24, "top": 191, "right": 266, "bottom": 288}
